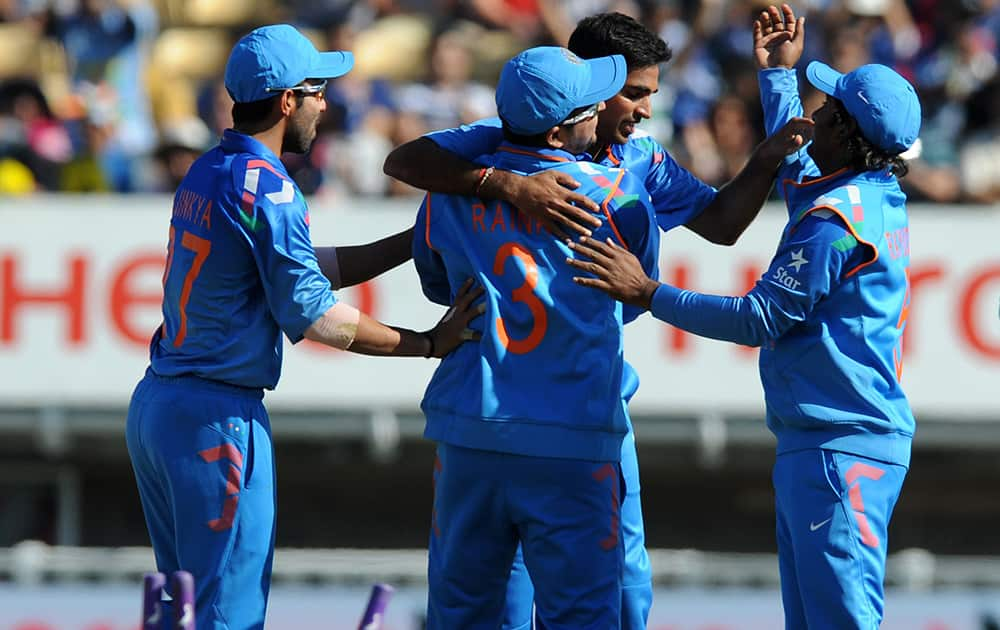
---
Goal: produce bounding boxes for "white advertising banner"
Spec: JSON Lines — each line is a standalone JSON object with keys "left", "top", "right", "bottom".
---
{"left": 0, "top": 584, "right": 998, "bottom": 629}
{"left": 0, "top": 197, "right": 998, "bottom": 416}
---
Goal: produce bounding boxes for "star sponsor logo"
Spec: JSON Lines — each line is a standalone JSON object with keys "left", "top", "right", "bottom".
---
{"left": 788, "top": 249, "right": 809, "bottom": 272}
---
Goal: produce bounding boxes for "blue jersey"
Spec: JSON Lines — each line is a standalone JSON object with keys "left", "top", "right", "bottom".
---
{"left": 150, "top": 130, "right": 335, "bottom": 390}
{"left": 426, "top": 118, "right": 716, "bottom": 232}
{"left": 648, "top": 69, "right": 914, "bottom": 467}
{"left": 413, "top": 143, "right": 660, "bottom": 461}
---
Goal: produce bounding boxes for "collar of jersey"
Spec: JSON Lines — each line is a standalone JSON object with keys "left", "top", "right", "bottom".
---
{"left": 220, "top": 129, "right": 284, "bottom": 164}
{"left": 493, "top": 142, "right": 582, "bottom": 173}
{"left": 783, "top": 167, "right": 894, "bottom": 205}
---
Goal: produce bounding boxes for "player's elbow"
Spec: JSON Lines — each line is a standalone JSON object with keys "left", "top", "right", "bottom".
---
{"left": 383, "top": 138, "right": 428, "bottom": 183}
{"left": 712, "top": 231, "right": 741, "bottom": 247}
{"left": 382, "top": 145, "right": 406, "bottom": 180}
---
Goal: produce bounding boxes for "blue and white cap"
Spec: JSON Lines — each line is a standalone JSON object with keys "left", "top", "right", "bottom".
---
{"left": 224, "top": 24, "right": 354, "bottom": 104}
{"left": 806, "top": 61, "right": 921, "bottom": 154}
{"left": 495, "top": 46, "right": 627, "bottom": 135}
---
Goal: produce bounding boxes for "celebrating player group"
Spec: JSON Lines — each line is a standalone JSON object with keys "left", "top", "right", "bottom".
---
{"left": 127, "top": 3, "right": 918, "bottom": 629}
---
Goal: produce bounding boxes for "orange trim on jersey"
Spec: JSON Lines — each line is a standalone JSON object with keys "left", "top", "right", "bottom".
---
{"left": 496, "top": 146, "right": 572, "bottom": 162}
{"left": 602, "top": 144, "right": 620, "bottom": 166}
{"left": 423, "top": 193, "right": 436, "bottom": 251}
{"left": 792, "top": 204, "right": 879, "bottom": 278}
{"left": 781, "top": 167, "right": 851, "bottom": 198}
{"left": 246, "top": 159, "right": 288, "bottom": 180}
{"left": 599, "top": 169, "right": 630, "bottom": 251}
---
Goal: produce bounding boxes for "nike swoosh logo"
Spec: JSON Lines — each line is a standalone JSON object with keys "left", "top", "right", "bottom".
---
{"left": 810, "top": 517, "right": 833, "bottom": 531}
{"left": 362, "top": 613, "right": 382, "bottom": 630}
{"left": 146, "top": 604, "right": 161, "bottom": 625}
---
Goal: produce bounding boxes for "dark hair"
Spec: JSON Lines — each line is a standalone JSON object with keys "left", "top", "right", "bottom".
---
{"left": 500, "top": 122, "right": 550, "bottom": 147}
{"left": 231, "top": 92, "right": 304, "bottom": 132}
{"left": 568, "top": 12, "right": 672, "bottom": 70}
{"left": 832, "top": 98, "right": 909, "bottom": 178}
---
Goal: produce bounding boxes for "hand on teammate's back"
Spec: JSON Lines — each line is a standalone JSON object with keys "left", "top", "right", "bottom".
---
{"left": 565, "top": 236, "right": 661, "bottom": 310}
{"left": 426, "top": 278, "right": 486, "bottom": 358}
{"left": 505, "top": 168, "right": 602, "bottom": 239}
{"left": 753, "top": 3, "right": 805, "bottom": 70}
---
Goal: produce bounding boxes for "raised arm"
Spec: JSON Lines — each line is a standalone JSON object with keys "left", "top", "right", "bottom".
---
{"left": 682, "top": 3, "right": 811, "bottom": 245}
{"left": 384, "top": 134, "right": 600, "bottom": 236}
{"left": 684, "top": 117, "right": 813, "bottom": 245}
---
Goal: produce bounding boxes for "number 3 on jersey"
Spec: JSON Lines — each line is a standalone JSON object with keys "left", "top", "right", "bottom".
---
{"left": 493, "top": 242, "right": 547, "bottom": 354}
{"left": 162, "top": 225, "right": 211, "bottom": 347}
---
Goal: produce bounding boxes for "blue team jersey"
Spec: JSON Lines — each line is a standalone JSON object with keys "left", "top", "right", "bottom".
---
{"left": 149, "top": 130, "right": 335, "bottom": 390}
{"left": 413, "top": 143, "right": 660, "bottom": 461}
{"left": 426, "top": 118, "right": 716, "bottom": 232}
{"left": 649, "top": 70, "right": 914, "bottom": 466}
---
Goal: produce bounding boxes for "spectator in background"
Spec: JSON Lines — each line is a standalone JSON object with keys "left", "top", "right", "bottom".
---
{"left": 536, "top": 0, "right": 640, "bottom": 45}
{"left": 394, "top": 26, "right": 495, "bottom": 136}
{"left": 152, "top": 116, "right": 211, "bottom": 191}
{"left": 0, "top": 79, "right": 72, "bottom": 190}
{"left": 679, "top": 91, "right": 762, "bottom": 188}
{"left": 42, "top": 0, "right": 158, "bottom": 192}
{"left": 59, "top": 84, "right": 116, "bottom": 192}
{"left": 318, "top": 16, "right": 402, "bottom": 196}
{"left": 959, "top": 76, "right": 1000, "bottom": 202}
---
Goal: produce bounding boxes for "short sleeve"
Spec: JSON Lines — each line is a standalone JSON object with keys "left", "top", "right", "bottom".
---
{"left": 233, "top": 165, "right": 334, "bottom": 342}
{"left": 642, "top": 138, "right": 717, "bottom": 231}
{"left": 425, "top": 117, "right": 504, "bottom": 165}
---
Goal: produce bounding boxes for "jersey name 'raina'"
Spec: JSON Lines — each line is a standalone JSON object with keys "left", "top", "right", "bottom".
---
{"left": 172, "top": 189, "right": 213, "bottom": 231}
{"left": 470, "top": 201, "right": 548, "bottom": 235}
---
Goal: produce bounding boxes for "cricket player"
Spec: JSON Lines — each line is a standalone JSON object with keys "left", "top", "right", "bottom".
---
{"left": 413, "top": 46, "right": 661, "bottom": 629}
{"left": 565, "top": 6, "right": 919, "bottom": 628}
{"left": 385, "top": 12, "right": 811, "bottom": 628}
{"left": 125, "top": 24, "right": 482, "bottom": 630}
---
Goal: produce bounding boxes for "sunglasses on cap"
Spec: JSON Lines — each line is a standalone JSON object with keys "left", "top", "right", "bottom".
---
{"left": 561, "top": 102, "right": 600, "bottom": 126}
{"left": 266, "top": 79, "right": 327, "bottom": 99}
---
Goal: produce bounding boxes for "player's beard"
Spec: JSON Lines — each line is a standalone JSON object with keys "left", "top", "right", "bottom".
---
{"left": 282, "top": 109, "right": 319, "bottom": 154}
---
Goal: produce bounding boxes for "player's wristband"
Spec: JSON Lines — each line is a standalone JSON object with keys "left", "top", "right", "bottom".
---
{"left": 474, "top": 166, "right": 495, "bottom": 195}
{"left": 422, "top": 332, "right": 436, "bottom": 358}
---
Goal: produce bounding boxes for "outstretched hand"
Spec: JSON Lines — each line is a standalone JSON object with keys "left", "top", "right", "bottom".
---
{"left": 426, "top": 278, "right": 485, "bottom": 358}
{"left": 753, "top": 4, "right": 805, "bottom": 70}
{"left": 508, "top": 169, "right": 602, "bottom": 240}
{"left": 565, "top": 237, "right": 660, "bottom": 309}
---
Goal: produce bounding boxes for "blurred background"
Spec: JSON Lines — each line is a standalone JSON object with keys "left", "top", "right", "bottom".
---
{"left": 0, "top": 0, "right": 999, "bottom": 628}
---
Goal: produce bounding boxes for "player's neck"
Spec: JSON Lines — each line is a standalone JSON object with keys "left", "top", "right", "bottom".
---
{"left": 588, "top": 142, "right": 609, "bottom": 162}
{"left": 234, "top": 122, "right": 286, "bottom": 158}
{"left": 252, "top": 126, "right": 285, "bottom": 158}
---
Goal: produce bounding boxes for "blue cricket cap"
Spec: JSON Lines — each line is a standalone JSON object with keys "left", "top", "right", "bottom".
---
{"left": 495, "top": 46, "right": 627, "bottom": 136}
{"left": 806, "top": 61, "right": 921, "bottom": 154}
{"left": 224, "top": 24, "right": 354, "bottom": 104}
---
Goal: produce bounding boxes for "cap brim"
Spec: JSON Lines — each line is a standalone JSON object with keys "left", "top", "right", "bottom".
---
{"left": 309, "top": 50, "right": 354, "bottom": 79}
{"left": 580, "top": 54, "right": 628, "bottom": 107}
{"left": 806, "top": 61, "right": 842, "bottom": 97}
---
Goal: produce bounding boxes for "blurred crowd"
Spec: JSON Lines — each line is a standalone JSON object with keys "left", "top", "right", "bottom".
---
{"left": 1, "top": 0, "right": 999, "bottom": 202}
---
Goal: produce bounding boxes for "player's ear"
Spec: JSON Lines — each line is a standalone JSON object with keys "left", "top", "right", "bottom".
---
{"left": 279, "top": 89, "right": 297, "bottom": 117}
{"left": 546, "top": 125, "right": 564, "bottom": 149}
